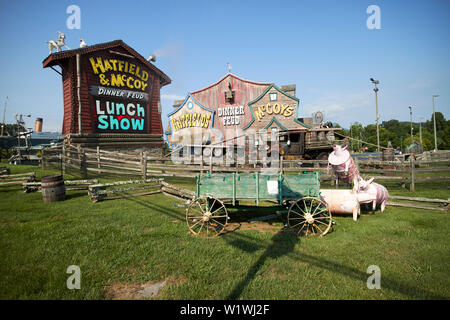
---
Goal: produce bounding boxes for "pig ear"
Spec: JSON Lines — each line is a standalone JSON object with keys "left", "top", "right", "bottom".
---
{"left": 367, "top": 177, "right": 375, "bottom": 184}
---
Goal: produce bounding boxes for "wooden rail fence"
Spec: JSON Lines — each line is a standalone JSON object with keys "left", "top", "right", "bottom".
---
{"left": 41, "top": 145, "right": 450, "bottom": 192}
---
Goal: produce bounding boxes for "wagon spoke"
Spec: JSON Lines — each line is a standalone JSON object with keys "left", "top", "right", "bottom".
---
{"left": 211, "top": 218, "right": 226, "bottom": 228}
{"left": 314, "top": 215, "right": 330, "bottom": 220}
{"left": 295, "top": 203, "right": 307, "bottom": 215}
{"left": 313, "top": 223, "right": 324, "bottom": 234}
{"left": 196, "top": 202, "right": 206, "bottom": 215}
{"left": 309, "top": 199, "right": 315, "bottom": 215}
{"left": 297, "top": 222, "right": 307, "bottom": 235}
{"left": 188, "top": 216, "right": 204, "bottom": 220}
{"left": 291, "top": 220, "right": 307, "bottom": 229}
{"left": 208, "top": 198, "right": 217, "bottom": 212}
{"left": 211, "top": 214, "right": 227, "bottom": 218}
{"left": 290, "top": 209, "right": 305, "bottom": 218}
{"left": 312, "top": 208, "right": 328, "bottom": 217}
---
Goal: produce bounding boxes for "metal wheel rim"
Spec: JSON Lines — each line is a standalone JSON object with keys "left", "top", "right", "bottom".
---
{"left": 288, "top": 196, "right": 332, "bottom": 237}
{"left": 186, "top": 196, "right": 228, "bottom": 237}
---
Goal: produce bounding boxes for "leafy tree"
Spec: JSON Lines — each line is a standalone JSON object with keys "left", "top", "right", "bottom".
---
{"left": 1, "top": 123, "right": 25, "bottom": 136}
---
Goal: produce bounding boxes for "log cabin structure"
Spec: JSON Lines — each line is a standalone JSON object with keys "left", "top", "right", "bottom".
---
{"left": 43, "top": 40, "right": 171, "bottom": 154}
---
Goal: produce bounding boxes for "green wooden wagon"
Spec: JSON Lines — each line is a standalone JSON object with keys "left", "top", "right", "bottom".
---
{"left": 186, "top": 171, "right": 332, "bottom": 238}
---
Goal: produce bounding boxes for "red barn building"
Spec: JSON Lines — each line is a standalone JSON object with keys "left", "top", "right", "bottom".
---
{"left": 43, "top": 40, "right": 171, "bottom": 152}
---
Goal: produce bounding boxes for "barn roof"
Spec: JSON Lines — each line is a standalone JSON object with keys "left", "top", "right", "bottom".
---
{"left": 42, "top": 39, "right": 171, "bottom": 87}
{"left": 191, "top": 73, "right": 271, "bottom": 95}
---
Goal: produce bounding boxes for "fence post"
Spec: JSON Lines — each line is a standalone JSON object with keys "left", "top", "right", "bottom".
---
{"left": 41, "top": 148, "right": 46, "bottom": 170}
{"left": 143, "top": 151, "right": 148, "bottom": 180}
{"left": 62, "top": 144, "right": 66, "bottom": 174}
{"left": 96, "top": 146, "right": 101, "bottom": 174}
{"left": 82, "top": 148, "right": 87, "bottom": 179}
{"left": 410, "top": 152, "right": 415, "bottom": 192}
{"left": 77, "top": 145, "right": 82, "bottom": 177}
{"left": 280, "top": 156, "right": 284, "bottom": 175}
{"left": 209, "top": 150, "right": 213, "bottom": 174}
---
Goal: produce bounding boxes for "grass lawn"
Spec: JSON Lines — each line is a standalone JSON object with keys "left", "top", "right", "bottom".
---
{"left": 0, "top": 162, "right": 449, "bottom": 299}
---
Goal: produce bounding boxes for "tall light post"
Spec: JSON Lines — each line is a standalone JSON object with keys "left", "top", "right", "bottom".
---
{"left": 409, "top": 106, "right": 413, "bottom": 144}
{"left": 1, "top": 97, "right": 7, "bottom": 136}
{"left": 432, "top": 94, "right": 439, "bottom": 152}
{"left": 370, "top": 78, "right": 380, "bottom": 152}
{"left": 419, "top": 117, "right": 423, "bottom": 145}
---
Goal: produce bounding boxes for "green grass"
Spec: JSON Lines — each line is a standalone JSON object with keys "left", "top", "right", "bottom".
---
{"left": 0, "top": 162, "right": 449, "bottom": 299}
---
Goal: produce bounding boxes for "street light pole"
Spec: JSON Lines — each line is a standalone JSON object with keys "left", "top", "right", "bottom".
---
{"left": 1, "top": 97, "right": 7, "bottom": 136}
{"left": 419, "top": 117, "right": 423, "bottom": 145}
{"left": 409, "top": 106, "right": 413, "bottom": 144}
{"left": 370, "top": 78, "right": 380, "bottom": 152}
{"left": 432, "top": 94, "right": 439, "bottom": 152}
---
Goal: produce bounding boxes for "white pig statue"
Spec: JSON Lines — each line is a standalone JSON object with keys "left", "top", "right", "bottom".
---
{"left": 357, "top": 177, "right": 389, "bottom": 212}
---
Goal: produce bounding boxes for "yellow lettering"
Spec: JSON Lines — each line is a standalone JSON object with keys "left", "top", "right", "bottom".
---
{"left": 141, "top": 82, "right": 148, "bottom": 92}
{"left": 103, "top": 59, "right": 113, "bottom": 72}
{"left": 280, "top": 104, "right": 289, "bottom": 115}
{"left": 89, "top": 57, "right": 105, "bottom": 74}
{"left": 266, "top": 103, "right": 273, "bottom": 115}
{"left": 111, "top": 74, "right": 125, "bottom": 87}
{"left": 255, "top": 106, "right": 265, "bottom": 121}
{"left": 273, "top": 103, "right": 280, "bottom": 114}
{"left": 171, "top": 118, "right": 178, "bottom": 131}
{"left": 284, "top": 106, "right": 294, "bottom": 117}
{"left": 204, "top": 115, "right": 211, "bottom": 128}
{"left": 110, "top": 59, "right": 118, "bottom": 71}
{"left": 118, "top": 60, "right": 124, "bottom": 72}
{"left": 129, "top": 64, "right": 135, "bottom": 75}
{"left": 141, "top": 71, "right": 149, "bottom": 81}
{"left": 133, "top": 79, "right": 142, "bottom": 90}
{"left": 135, "top": 66, "right": 141, "bottom": 79}
{"left": 126, "top": 76, "right": 134, "bottom": 89}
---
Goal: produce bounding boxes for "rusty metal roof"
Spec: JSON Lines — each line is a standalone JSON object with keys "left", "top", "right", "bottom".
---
{"left": 42, "top": 39, "right": 171, "bottom": 87}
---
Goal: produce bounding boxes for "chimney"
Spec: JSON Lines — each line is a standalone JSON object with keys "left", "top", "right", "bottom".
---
{"left": 173, "top": 100, "right": 184, "bottom": 108}
{"left": 35, "top": 118, "right": 43, "bottom": 132}
{"left": 279, "top": 84, "right": 296, "bottom": 97}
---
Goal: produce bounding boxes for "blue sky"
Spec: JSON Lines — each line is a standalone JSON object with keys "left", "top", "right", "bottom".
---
{"left": 0, "top": 0, "right": 448, "bottom": 132}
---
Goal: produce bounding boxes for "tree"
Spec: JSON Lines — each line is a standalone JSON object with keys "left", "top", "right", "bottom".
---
{"left": 1, "top": 123, "right": 25, "bottom": 136}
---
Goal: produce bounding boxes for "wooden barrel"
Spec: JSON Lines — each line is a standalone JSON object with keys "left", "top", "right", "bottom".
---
{"left": 41, "top": 175, "right": 65, "bottom": 203}
{"left": 382, "top": 148, "right": 395, "bottom": 161}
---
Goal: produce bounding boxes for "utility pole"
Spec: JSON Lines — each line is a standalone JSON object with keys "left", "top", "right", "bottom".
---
{"left": 419, "top": 117, "right": 423, "bottom": 145}
{"left": 1, "top": 96, "right": 7, "bottom": 136}
{"left": 432, "top": 94, "right": 439, "bottom": 152}
{"left": 409, "top": 106, "right": 413, "bottom": 144}
{"left": 370, "top": 78, "right": 380, "bottom": 152}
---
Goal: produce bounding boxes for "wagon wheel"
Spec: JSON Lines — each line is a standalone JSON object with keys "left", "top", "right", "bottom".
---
{"left": 186, "top": 196, "right": 228, "bottom": 237}
{"left": 288, "top": 196, "right": 332, "bottom": 237}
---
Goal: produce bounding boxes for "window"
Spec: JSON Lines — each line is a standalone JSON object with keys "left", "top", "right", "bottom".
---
{"left": 269, "top": 92, "right": 277, "bottom": 101}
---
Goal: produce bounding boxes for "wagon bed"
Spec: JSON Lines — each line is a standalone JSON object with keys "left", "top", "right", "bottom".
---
{"left": 186, "top": 171, "right": 332, "bottom": 238}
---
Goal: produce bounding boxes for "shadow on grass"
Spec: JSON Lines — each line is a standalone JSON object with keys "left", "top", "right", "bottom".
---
{"left": 226, "top": 229, "right": 298, "bottom": 299}
{"left": 225, "top": 230, "right": 447, "bottom": 300}
{"left": 123, "top": 194, "right": 186, "bottom": 223}
{"left": 64, "top": 191, "right": 89, "bottom": 200}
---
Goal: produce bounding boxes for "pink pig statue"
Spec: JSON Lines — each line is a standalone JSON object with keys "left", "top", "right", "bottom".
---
{"left": 357, "top": 177, "right": 389, "bottom": 212}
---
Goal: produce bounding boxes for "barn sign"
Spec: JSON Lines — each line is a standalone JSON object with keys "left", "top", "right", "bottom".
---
{"left": 43, "top": 40, "right": 171, "bottom": 147}
{"left": 168, "top": 94, "right": 215, "bottom": 145}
